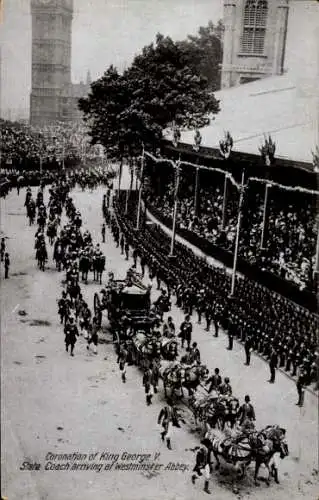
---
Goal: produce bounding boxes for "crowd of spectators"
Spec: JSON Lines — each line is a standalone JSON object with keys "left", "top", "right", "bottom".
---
{"left": 113, "top": 194, "right": 318, "bottom": 390}
{"left": 145, "top": 174, "right": 317, "bottom": 293}
{"left": 0, "top": 119, "right": 102, "bottom": 171}
{"left": 0, "top": 165, "right": 116, "bottom": 199}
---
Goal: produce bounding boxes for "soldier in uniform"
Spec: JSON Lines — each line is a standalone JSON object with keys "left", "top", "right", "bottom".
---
{"left": 143, "top": 364, "right": 156, "bottom": 406}
{"left": 237, "top": 395, "right": 256, "bottom": 426}
{"left": 205, "top": 368, "right": 222, "bottom": 394}
{"left": 101, "top": 223, "right": 106, "bottom": 243}
{"left": 227, "top": 317, "right": 236, "bottom": 350}
{"left": 120, "top": 234, "right": 125, "bottom": 254}
{"left": 124, "top": 239, "right": 130, "bottom": 260}
{"left": 212, "top": 302, "right": 222, "bottom": 338}
{"left": 244, "top": 335, "right": 253, "bottom": 366}
{"left": 268, "top": 347, "right": 278, "bottom": 383}
{"left": 87, "top": 316, "right": 99, "bottom": 354}
{"left": 1, "top": 238, "right": 5, "bottom": 262}
{"left": 4, "top": 252, "right": 10, "bottom": 279}
{"left": 157, "top": 403, "right": 181, "bottom": 450}
{"left": 132, "top": 248, "right": 139, "bottom": 268}
{"left": 195, "top": 289, "right": 205, "bottom": 324}
{"left": 64, "top": 317, "right": 79, "bottom": 357}
{"left": 204, "top": 303, "right": 213, "bottom": 332}
{"left": 191, "top": 438, "right": 212, "bottom": 494}
{"left": 179, "top": 315, "right": 193, "bottom": 351}
{"left": 296, "top": 370, "right": 306, "bottom": 407}
{"left": 58, "top": 290, "right": 70, "bottom": 325}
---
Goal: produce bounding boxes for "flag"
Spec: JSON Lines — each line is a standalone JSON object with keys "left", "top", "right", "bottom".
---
{"left": 193, "top": 130, "right": 202, "bottom": 152}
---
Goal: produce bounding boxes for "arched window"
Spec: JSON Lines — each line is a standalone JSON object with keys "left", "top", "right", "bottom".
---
{"left": 241, "top": 0, "right": 268, "bottom": 54}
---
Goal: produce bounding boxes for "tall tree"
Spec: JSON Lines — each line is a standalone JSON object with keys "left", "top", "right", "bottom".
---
{"left": 79, "top": 34, "right": 220, "bottom": 158}
{"left": 79, "top": 65, "right": 131, "bottom": 159}
{"left": 178, "top": 20, "right": 224, "bottom": 91}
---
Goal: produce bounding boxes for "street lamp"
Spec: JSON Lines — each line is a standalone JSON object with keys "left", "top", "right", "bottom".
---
{"left": 193, "top": 130, "right": 202, "bottom": 216}
{"left": 135, "top": 144, "right": 145, "bottom": 230}
{"left": 230, "top": 169, "right": 245, "bottom": 296}
{"left": 259, "top": 135, "right": 276, "bottom": 249}
{"left": 219, "top": 131, "right": 233, "bottom": 230}
{"left": 169, "top": 156, "right": 181, "bottom": 258}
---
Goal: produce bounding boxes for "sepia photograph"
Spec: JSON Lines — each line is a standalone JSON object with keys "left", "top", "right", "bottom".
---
{"left": 0, "top": 1, "right": 318, "bottom": 499}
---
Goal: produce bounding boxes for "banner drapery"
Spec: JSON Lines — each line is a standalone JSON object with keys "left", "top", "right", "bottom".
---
{"left": 142, "top": 150, "right": 319, "bottom": 197}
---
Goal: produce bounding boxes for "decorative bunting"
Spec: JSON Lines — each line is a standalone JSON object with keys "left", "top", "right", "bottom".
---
{"left": 142, "top": 150, "right": 319, "bottom": 197}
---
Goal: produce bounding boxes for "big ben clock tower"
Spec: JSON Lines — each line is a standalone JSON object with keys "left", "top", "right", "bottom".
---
{"left": 30, "top": 0, "right": 74, "bottom": 125}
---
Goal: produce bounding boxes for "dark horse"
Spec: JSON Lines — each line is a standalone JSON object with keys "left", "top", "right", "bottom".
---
{"left": 36, "top": 245, "right": 48, "bottom": 271}
{"left": 27, "top": 201, "right": 36, "bottom": 226}
{"left": 46, "top": 222, "right": 57, "bottom": 245}
{"left": 79, "top": 254, "right": 91, "bottom": 283}
{"left": 93, "top": 255, "right": 106, "bottom": 284}
{"left": 160, "top": 362, "right": 209, "bottom": 399}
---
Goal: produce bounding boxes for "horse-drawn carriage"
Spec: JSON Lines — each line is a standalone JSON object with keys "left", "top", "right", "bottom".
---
{"left": 93, "top": 274, "right": 155, "bottom": 347}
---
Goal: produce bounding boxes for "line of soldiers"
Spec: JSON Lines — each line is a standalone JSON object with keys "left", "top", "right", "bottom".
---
{"left": 112, "top": 194, "right": 318, "bottom": 401}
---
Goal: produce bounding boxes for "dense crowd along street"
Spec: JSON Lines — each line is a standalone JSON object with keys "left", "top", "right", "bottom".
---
{"left": 1, "top": 164, "right": 318, "bottom": 500}
{"left": 147, "top": 177, "right": 316, "bottom": 292}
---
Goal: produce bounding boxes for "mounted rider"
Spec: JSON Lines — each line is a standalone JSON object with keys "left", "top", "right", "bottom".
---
{"left": 142, "top": 363, "right": 158, "bottom": 406}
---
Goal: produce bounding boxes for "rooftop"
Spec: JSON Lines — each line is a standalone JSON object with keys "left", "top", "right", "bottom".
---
{"left": 172, "top": 74, "right": 317, "bottom": 164}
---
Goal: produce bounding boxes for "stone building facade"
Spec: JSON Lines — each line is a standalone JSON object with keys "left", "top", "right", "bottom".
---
{"left": 30, "top": 0, "right": 89, "bottom": 126}
{"left": 221, "top": 0, "right": 290, "bottom": 88}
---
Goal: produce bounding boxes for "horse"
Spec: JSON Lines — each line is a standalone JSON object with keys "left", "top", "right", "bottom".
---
{"left": 24, "top": 191, "right": 32, "bottom": 212}
{"left": 37, "top": 215, "right": 46, "bottom": 232}
{"left": 253, "top": 426, "right": 289, "bottom": 486}
{"left": 36, "top": 245, "right": 48, "bottom": 271}
{"left": 181, "top": 365, "right": 209, "bottom": 397}
{"left": 46, "top": 221, "right": 57, "bottom": 245}
{"left": 205, "top": 396, "right": 240, "bottom": 431}
{"left": 36, "top": 191, "right": 43, "bottom": 208}
{"left": 93, "top": 255, "right": 106, "bottom": 284}
{"left": 79, "top": 254, "right": 91, "bottom": 283}
{"left": 132, "top": 332, "right": 161, "bottom": 368}
{"left": 208, "top": 428, "right": 253, "bottom": 479}
{"left": 27, "top": 200, "right": 36, "bottom": 226}
{"left": 160, "top": 361, "right": 208, "bottom": 399}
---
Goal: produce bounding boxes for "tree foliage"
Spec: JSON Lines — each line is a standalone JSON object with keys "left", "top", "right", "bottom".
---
{"left": 178, "top": 20, "right": 224, "bottom": 91}
{"left": 79, "top": 33, "right": 220, "bottom": 159}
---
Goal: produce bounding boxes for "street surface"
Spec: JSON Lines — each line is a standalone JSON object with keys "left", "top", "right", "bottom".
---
{"left": 1, "top": 182, "right": 318, "bottom": 500}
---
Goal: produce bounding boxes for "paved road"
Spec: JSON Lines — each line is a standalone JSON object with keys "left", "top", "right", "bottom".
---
{"left": 1, "top": 185, "right": 318, "bottom": 500}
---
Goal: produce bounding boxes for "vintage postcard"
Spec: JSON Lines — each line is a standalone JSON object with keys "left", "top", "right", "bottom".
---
{"left": 1, "top": 1, "right": 318, "bottom": 499}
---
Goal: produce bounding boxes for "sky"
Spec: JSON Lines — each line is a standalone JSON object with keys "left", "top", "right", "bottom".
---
{"left": 0, "top": 0, "right": 223, "bottom": 118}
